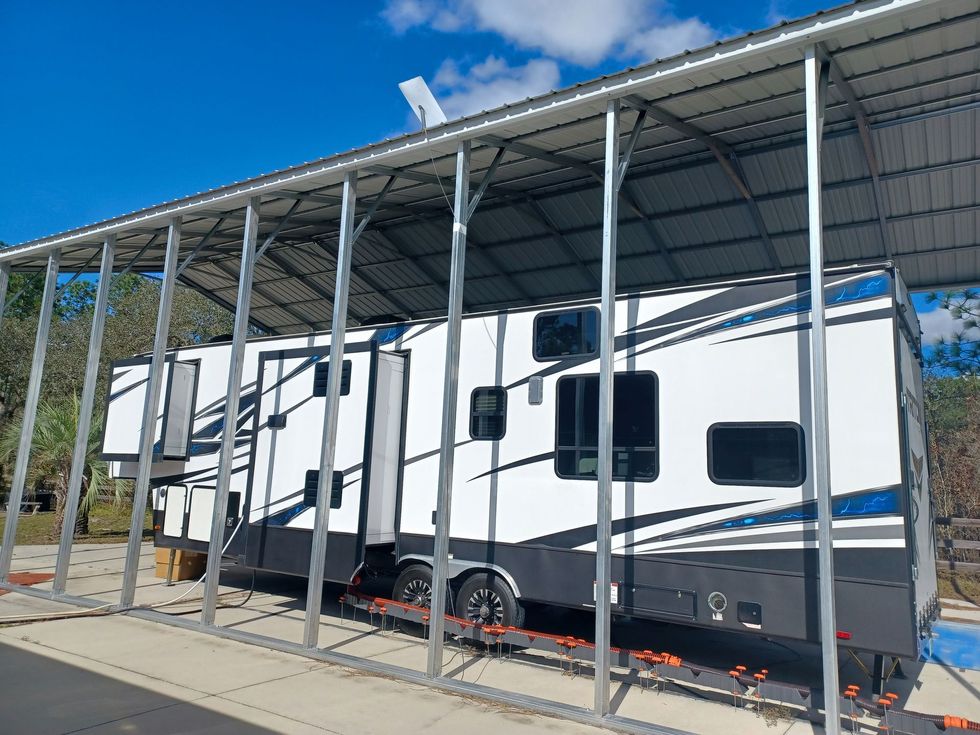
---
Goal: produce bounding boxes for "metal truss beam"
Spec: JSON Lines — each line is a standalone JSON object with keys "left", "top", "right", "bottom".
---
{"left": 312, "top": 238, "right": 415, "bottom": 320}
{"left": 176, "top": 218, "right": 227, "bottom": 278}
{"left": 255, "top": 200, "right": 303, "bottom": 261}
{"left": 202, "top": 197, "right": 261, "bottom": 625}
{"left": 804, "top": 45, "right": 841, "bottom": 735}
{"left": 303, "top": 171, "right": 358, "bottom": 649}
{"left": 623, "top": 95, "right": 782, "bottom": 272}
{"left": 352, "top": 176, "right": 397, "bottom": 243}
{"left": 523, "top": 198, "right": 601, "bottom": 290}
{"left": 261, "top": 248, "right": 369, "bottom": 325}
{"left": 117, "top": 233, "right": 164, "bottom": 278}
{"left": 818, "top": 43, "right": 893, "bottom": 259}
{"left": 53, "top": 236, "right": 116, "bottom": 593}
{"left": 210, "top": 256, "right": 319, "bottom": 330}
{"left": 0, "top": 249, "right": 60, "bottom": 581}
{"left": 428, "top": 140, "right": 472, "bottom": 677}
{"left": 370, "top": 229, "right": 455, "bottom": 305}
{"left": 120, "top": 218, "right": 181, "bottom": 607}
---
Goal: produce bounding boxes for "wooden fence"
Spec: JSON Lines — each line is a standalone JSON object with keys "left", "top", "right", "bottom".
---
{"left": 936, "top": 517, "right": 980, "bottom": 573}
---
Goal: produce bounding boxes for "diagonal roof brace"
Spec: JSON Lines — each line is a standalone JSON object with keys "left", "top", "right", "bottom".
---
{"left": 817, "top": 43, "right": 893, "bottom": 259}
{"left": 623, "top": 94, "right": 783, "bottom": 273}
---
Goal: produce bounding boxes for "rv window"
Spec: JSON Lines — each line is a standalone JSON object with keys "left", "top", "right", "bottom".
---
{"left": 555, "top": 372, "right": 658, "bottom": 482}
{"left": 534, "top": 308, "right": 599, "bottom": 361}
{"left": 470, "top": 387, "right": 507, "bottom": 440}
{"left": 708, "top": 423, "right": 805, "bottom": 487}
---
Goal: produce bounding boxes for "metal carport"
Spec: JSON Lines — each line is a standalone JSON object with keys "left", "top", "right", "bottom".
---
{"left": 0, "top": 0, "right": 977, "bottom": 732}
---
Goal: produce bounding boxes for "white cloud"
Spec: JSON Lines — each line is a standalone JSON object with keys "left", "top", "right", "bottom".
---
{"left": 625, "top": 16, "right": 718, "bottom": 61}
{"left": 381, "top": 0, "right": 720, "bottom": 66}
{"left": 432, "top": 55, "right": 561, "bottom": 119}
{"left": 918, "top": 306, "right": 979, "bottom": 345}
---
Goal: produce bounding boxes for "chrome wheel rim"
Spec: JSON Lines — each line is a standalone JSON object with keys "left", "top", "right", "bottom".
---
{"left": 402, "top": 578, "right": 431, "bottom": 609}
{"left": 466, "top": 588, "right": 504, "bottom": 625}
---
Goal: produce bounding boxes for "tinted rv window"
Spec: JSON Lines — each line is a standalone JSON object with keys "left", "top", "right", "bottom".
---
{"left": 470, "top": 387, "right": 507, "bottom": 440}
{"left": 534, "top": 308, "right": 599, "bottom": 361}
{"left": 555, "top": 372, "right": 657, "bottom": 482}
{"left": 708, "top": 423, "right": 805, "bottom": 486}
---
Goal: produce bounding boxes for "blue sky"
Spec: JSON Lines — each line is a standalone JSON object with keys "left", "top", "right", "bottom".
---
{"left": 2, "top": 1, "right": 972, "bottom": 347}
{"left": 1, "top": 0, "right": 827, "bottom": 246}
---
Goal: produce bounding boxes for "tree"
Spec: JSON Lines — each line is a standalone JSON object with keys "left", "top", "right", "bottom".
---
{"left": 0, "top": 270, "right": 235, "bottom": 507}
{"left": 0, "top": 395, "right": 119, "bottom": 539}
{"left": 923, "top": 289, "right": 980, "bottom": 375}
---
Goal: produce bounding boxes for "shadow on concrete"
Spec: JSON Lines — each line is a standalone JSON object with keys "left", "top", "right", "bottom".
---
{"left": 0, "top": 641, "right": 281, "bottom": 735}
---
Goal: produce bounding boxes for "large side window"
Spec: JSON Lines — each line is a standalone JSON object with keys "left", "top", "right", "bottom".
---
{"left": 534, "top": 307, "right": 599, "bottom": 361}
{"left": 470, "top": 387, "right": 507, "bottom": 440}
{"left": 555, "top": 372, "right": 658, "bottom": 482}
{"left": 708, "top": 422, "right": 805, "bottom": 487}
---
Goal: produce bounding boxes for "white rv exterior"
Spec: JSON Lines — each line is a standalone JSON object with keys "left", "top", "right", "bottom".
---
{"left": 101, "top": 264, "right": 938, "bottom": 658}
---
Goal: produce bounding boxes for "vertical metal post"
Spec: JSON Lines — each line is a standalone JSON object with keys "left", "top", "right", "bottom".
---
{"left": 427, "top": 140, "right": 471, "bottom": 678}
{"left": 805, "top": 45, "right": 841, "bottom": 735}
{"left": 303, "top": 172, "right": 358, "bottom": 649}
{"left": 0, "top": 263, "right": 10, "bottom": 335}
{"left": 594, "top": 98, "right": 620, "bottom": 716}
{"left": 52, "top": 237, "right": 117, "bottom": 594}
{"left": 120, "top": 217, "right": 182, "bottom": 608}
{"left": 201, "top": 197, "right": 260, "bottom": 626}
{"left": 0, "top": 250, "right": 61, "bottom": 581}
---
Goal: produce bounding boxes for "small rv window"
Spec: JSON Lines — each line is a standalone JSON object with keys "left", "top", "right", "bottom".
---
{"left": 534, "top": 308, "right": 599, "bottom": 361}
{"left": 470, "top": 387, "right": 507, "bottom": 441}
{"left": 708, "top": 423, "right": 805, "bottom": 487}
{"left": 555, "top": 372, "right": 658, "bottom": 482}
{"left": 313, "top": 359, "right": 352, "bottom": 397}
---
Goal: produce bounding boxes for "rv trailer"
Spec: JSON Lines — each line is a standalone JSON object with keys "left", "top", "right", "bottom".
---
{"left": 100, "top": 263, "right": 938, "bottom": 659}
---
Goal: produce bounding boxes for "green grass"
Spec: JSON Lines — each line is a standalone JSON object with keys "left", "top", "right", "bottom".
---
{"left": 0, "top": 503, "right": 152, "bottom": 545}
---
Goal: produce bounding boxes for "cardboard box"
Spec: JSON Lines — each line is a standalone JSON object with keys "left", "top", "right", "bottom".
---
{"left": 154, "top": 547, "right": 206, "bottom": 581}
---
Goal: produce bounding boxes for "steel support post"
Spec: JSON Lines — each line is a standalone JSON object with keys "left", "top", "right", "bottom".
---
{"left": 804, "top": 45, "right": 841, "bottom": 734}
{"left": 427, "top": 140, "right": 471, "bottom": 678}
{"left": 302, "top": 172, "right": 358, "bottom": 649}
{"left": 120, "top": 218, "right": 182, "bottom": 608}
{"left": 0, "top": 263, "right": 10, "bottom": 334}
{"left": 0, "top": 250, "right": 61, "bottom": 581}
{"left": 52, "top": 238, "right": 117, "bottom": 593}
{"left": 201, "top": 197, "right": 260, "bottom": 626}
{"left": 594, "top": 98, "right": 621, "bottom": 716}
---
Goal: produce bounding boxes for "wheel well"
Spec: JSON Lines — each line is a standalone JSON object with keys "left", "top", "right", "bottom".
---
{"left": 393, "top": 556, "right": 521, "bottom": 598}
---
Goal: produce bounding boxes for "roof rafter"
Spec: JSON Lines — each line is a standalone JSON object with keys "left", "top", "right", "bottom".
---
{"left": 818, "top": 43, "right": 893, "bottom": 259}
{"left": 623, "top": 94, "right": 783, "bottom": 273}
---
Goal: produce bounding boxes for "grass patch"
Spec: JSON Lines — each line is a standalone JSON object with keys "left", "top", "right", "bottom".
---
{"left": 939, "top": 569, "right": 980, "bottom": 605}
{"left": 0, "top": 503, "right": 152, "bottom": 545}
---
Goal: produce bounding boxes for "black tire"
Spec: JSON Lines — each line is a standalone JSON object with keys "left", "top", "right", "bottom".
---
{"left": 392, "top": 564, "right": 437, "bottom": 637}
{"left": 455, "top": 572, "right": 525, "bottom": 630}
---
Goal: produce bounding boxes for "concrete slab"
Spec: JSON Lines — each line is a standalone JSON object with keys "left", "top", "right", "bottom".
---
{"left": 5, "top": 542, "right": 980, "bottom": 734}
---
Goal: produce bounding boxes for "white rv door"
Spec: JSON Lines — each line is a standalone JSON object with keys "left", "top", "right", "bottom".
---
{"left": 247, "top": 345, "right": 372, "bottom": 535}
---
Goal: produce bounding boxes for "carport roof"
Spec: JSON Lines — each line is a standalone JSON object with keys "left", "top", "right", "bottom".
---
{"left": 2, "top": 0, "right": 978, "bottom": 334}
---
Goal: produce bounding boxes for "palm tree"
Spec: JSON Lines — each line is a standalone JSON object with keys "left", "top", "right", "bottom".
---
{"left": 0, "top": 394, "right": 119, "bottom": 539}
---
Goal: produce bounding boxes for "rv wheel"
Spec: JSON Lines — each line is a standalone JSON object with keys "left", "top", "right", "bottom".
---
{"left": 456, "top": 572, "right": 525, "bottom": 630}
{"left": 392, "top": 564, "right": 439, "bottom": 637}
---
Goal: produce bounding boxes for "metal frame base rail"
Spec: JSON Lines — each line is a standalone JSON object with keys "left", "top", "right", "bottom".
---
{"left": 338, "top": 590, "right": 811, "bottom": 709}
{"left": 338, "top": 590, "right": 980, "bottom": 734}
{"left": 4, "top": 580, "right": 976, "bottom": 735}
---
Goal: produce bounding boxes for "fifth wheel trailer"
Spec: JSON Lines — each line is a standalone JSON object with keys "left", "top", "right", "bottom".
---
{"left": 100, "top": 263, "right": 938, "bottom": 659}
